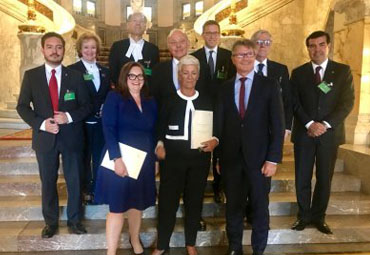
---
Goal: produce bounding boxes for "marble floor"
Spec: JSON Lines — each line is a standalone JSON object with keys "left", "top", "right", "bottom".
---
{"left": 1, "top": 243, "right": 370, "bottom": 255}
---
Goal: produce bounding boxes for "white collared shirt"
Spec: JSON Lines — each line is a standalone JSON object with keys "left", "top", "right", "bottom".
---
{"left": 311, "top": 58, "right": 328, "bottom": 81}
{"left": 204, "top": 46, "right": 218, "bottom": 71}
{"left": 254, "top": 58, "right": 268, "bottom": 76}
{"left": 234, "top": 70, "right": 254, "bottom": 112}
{"left": 125, "top": 36, "right": 144, "bottom": 62}
{"left": 45, "top": 63, "right": 62, "bottom": 95}
{"left": 172, "top": 58, "right": 180, "bottom": 90}
{"left": 81, "top": 59, "right": 101, "bottom": 92}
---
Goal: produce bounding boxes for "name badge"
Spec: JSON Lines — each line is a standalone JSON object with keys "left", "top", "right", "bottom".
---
{"left": 83, "top": 74, "right": 94, "bottom": 81}
{"left": 317, "top": 81, "right": 332, "bottom": 94}
{"left": 64, "top": 91, "right": 76, "bottom": 101}
{"left": 216, "top": 70, "right": 226, "bottom": 79}
{"left": 144, "top": 68, "right": 152, "bottom": 76}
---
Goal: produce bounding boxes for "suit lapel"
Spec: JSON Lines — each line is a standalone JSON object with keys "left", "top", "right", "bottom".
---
{"left": 39, "top": 65, "right": 53, "bottom": 112}
{"left": 323, "top": 60, "right": 335, "bottom": 83}
{"left": 59, "top": 66, "right": 69, "bottom": 109}
{"left": 168, "top": 60, "right": 177, "bottom": 93}
{"left": 230, "top": 78, "right": 241, "bottom": 118}
{"left": 267, "top": 59, "right": 276, "bottom": 78}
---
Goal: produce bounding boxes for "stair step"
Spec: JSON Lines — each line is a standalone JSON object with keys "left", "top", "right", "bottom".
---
{"left": 0, "top": 192, "right": 369, "bottom": 221}
{"left": 0, "top": 169, "right": 359, "bottom": 197}
{"left": 0, "top": 109, "right": 20, "bottom": 119}
{"left": 0, "top": 141, "right": 34, "bottom": 159}
{"left": 1, "top": 215, "right": 370, "bottom": 252}
{"left": 0, "top": 118, "right": 29, "bottom": 130}
{"left": 6, "top": 102, "right": 17, "bottom": 110}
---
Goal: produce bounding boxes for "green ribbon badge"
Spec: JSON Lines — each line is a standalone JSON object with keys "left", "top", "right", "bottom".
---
{"left": 317, "top": 81, "right": 332, "bottom": 94}
{"left": 83, "top": 73, "right": 94, "bottom": 81}
{"left": 64, "top": 90, "right": 76, "bottom": 101}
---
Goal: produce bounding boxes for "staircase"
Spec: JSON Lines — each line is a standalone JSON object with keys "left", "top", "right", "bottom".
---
{"left": 0, "top": 100, "right": 29, "bottom": 130}
{"left": 0, "top": 141, "right": 370, "bottom": 252}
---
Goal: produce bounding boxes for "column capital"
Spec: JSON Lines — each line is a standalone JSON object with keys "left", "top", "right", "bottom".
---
{"left": 334, "top": 0, "right": 370, "bottom": 24}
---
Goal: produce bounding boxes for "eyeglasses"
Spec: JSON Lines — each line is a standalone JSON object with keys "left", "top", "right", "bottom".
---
{"left": 256, "top": 40, "right": 272, "bottom": 46}
{"left": 232, "top": 52, "right": 255, "bottom": 59}
{"left": 128, "top": 73, "right": 144, "bottom": 81}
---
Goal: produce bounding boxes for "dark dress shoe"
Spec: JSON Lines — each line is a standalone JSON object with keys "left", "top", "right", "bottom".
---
{"left": 41, "top": 224, "right": 58, "bottom": 238}
{"left": 291, "top": 219, "right": 308, "bottom": 231}
{"left": 314, "top": 222, "right": 333, "bottom": 234}
{"left": 198, "top": 218, "right": 207, "bottom": 231}
{"left": 67, "top": 222, "right": 87, "bottom": 234}
{"left": 225, "top": 249, "right": 243, "bottom": 255}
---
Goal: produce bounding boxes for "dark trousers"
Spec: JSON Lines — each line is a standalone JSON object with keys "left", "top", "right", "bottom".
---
{"left": 35, "top": 138, "right": 83, "bottom": 226}
{"left": 157, "top": 157, "right": 210, "bottom": 250}
{"left": 83, "top": 122, "right": 104, "bottom": 194}
{"left": 222, "top": 154, "right": 271, "bottom": 254}
{"left": 294, "top": 139, "right": 338, "bottom": 223}
{"left": 212, "top": 155, "right": 222, "bottom": 194}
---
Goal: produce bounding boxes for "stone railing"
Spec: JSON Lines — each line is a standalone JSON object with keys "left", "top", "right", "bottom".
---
{"left": 17, "top": 0, "right": 53, "bottom": 21}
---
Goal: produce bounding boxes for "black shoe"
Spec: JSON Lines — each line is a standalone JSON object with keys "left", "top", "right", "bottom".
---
{"left": 67, "top": 222, "right": 87, "bottom": 234}
{"left": 291, "top": 219, "right": 308, "bottom": 231}
{"left": 313, "top": 221, "right": 333, "bottom": 234}
{"left": 253, "top": 252, "right": 264, "bottom": 255}
{"left": 199, "top": 218, "right": 207, "bottom": 231}
{"left": 129, "top": 238, "right": 145, "bottom": 255}
{"left": 225, "top": 249, "right": 243, "bottom": 255}
{"left": 41, "top": 224, "right": 58, "bottom": 238}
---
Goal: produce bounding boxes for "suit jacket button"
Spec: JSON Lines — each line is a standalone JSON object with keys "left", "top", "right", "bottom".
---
{"left": 241, "top": 124, "right": 244, "bottom": 127}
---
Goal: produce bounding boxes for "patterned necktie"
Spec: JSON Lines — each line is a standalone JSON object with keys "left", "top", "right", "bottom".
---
{"left": 315, "top": 66, "right": 322, "bottom": 85}
{"left": 49, "top": 69, "right": 58, "bottom": 111}
{"left": 257, "top": 63, "right": 264, "bottom": 76}
{"left": 208, "top": 50, "right": 215, "bottom": 77}
{"left": 239, "top": 77, "right": 247, "bottom": 119}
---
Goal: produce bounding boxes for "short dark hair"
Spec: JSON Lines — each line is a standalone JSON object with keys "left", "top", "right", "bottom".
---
{"left": 305, "top": 31, "right": 330, "bottom": 47}
{"left": 202, "top": 20, "right": 220, "bottom": 34}
{"left": 116, "top": 62, "right": 150, "bottom": 99}
{"left": 232, "top": 39, "right": 257, "bottom": 54}
{"left": 41, "top": 32, "right": 65, "bottom": 48}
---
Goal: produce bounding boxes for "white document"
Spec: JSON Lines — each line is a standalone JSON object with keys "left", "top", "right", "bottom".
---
{"left": 101, "top": 143, "right": 147, "bottom": 180}
{"left": 191, "top": 110, "right": 213, "bottom": 149}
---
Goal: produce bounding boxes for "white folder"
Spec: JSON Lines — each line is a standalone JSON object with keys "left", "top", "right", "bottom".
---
{"left": 191, "top": 110, "right": 213, "bottom": 149}
{"left": 101, "top": 143, "right": 147, "bottom": 180}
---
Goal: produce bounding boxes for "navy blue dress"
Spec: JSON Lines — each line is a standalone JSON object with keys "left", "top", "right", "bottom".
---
{"left": 94, "top": 91, "right": 157, "bottom": 213}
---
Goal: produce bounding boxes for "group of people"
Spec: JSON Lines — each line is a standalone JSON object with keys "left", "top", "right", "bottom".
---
{"left": 16, "top": 11, "right": 354, "bottom": 255}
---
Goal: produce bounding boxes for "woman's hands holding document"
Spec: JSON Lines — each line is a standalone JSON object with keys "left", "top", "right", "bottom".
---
{"left": 114, "top": 158, "right": 128, "bottom": 177}
{"left": 200, "top": 138, "right": 219, "bottom": 152}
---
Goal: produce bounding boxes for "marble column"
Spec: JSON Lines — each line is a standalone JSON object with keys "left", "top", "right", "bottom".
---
{"left": 17, "top": 33, "right": 43, "bottom": 93}
{"left": 333, "top": 0, "right": 370, "bottom": 146}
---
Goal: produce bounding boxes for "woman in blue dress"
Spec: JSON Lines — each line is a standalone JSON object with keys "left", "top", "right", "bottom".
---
{"left": 95, "top": 62, "right": 157, "bottom": 255}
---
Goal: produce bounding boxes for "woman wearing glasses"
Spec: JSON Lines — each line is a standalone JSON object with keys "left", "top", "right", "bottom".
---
{"left": 95, "top": 62, "right": 157, "bottom": 255}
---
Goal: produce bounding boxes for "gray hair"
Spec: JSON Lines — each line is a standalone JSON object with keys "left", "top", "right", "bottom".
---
{"left": 127, "top": 12, "right": 147, "bottom": 23}
{"left": 167, "top": 28, "right": 188, "bottom": 42}
{"left": 178, "top": 55, "right": 200, "bottom": 74}
{"left": 250, "top": 29, "right": 272, "bottom": 42}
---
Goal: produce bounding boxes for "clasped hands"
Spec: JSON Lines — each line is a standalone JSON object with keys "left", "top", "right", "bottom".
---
{"left": 45, "top": 111, "right": 69, "bottom": 134}
{"left": 307, "top": 122, "right": 327, "bottom": 137}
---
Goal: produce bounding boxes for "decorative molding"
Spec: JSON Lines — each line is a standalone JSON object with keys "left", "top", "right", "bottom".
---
{"left": 334, "top": 0, "right": 370, "bottom": 24}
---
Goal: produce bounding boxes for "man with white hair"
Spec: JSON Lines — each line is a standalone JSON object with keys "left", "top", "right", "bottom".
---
{"left": 109, "top": 12, "right": 159, "bottom": 86}
{"left": 151, "top": 29, "right": 208, "bottom": 109}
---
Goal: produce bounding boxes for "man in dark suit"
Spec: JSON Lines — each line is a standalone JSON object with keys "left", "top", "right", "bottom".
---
{"left": 151, "top": 29, "right": 207, "bottom": 109}
{"left": 290, "top": 31, "right": 354, "bottom": 234}
{"left": 109, "top": 12, "right": 159, "bottom": 86}
{"left": 17, "top": 32, "right": 92, "bottom": 238}
{"left": 251, "top": 29, "right": 292, "bottom": 133}
{"left": 192, "top": 20, "right": 236, "bottom": 203}
{"left": 216, "top": 39, "right": 285, "bottom": 255}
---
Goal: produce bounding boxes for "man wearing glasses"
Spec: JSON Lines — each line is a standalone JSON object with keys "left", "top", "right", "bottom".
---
{"left": 251, "top": 30, "right": 292, "bottom": 134}
{"left": 215, "top": 39, "right": 284, "bottom": 255}
{"left": 192, "top": 20, "right": 235, "bottom": 206}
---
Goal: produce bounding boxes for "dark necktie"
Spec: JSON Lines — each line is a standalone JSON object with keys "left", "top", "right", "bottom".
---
{"left": 239, "top": 77, "right": 247, "bottom": 119}
{"left": 208, "top": 50, "right": 215, "bottom": 77}
{"left": 315, "top": 66, "right": 322, "bottom": 85}
{"left": 257, "top": 63, "right": 264, "bottom": 76}
{"left": 49, "top": 69, "right": 58, "bottom": 111}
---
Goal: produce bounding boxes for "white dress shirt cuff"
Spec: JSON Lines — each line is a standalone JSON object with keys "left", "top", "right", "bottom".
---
{"left": 305, "top": 120, "right": 314, "bottom": 129}
{"left": 266, "top": 161, "right": 277, "bottom": 165}
{"left": 322, "top": 121, "right": 331, "bottom": 129}
{"left": 156, "top": 140, "right": 164, "bottom": 151}
{"left": 40, "top": 120, "right": 46, "bottom": 131}
{"left": 66, "top": 112, "right": 73, "bottom": 123}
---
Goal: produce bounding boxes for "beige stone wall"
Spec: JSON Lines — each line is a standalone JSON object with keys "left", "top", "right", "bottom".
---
{"left": 0, "top": 13, "right": 22, "bottom": 107}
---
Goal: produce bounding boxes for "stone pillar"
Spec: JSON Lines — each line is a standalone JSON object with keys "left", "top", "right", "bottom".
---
{"left": 17, "top": 33, "right": 44, "bottom": 92}
{"left": 333, "top": 0, "right": 370, "bottom": 146}
{"left": 157, "top": 0, "right": 174, "bottom": 27}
